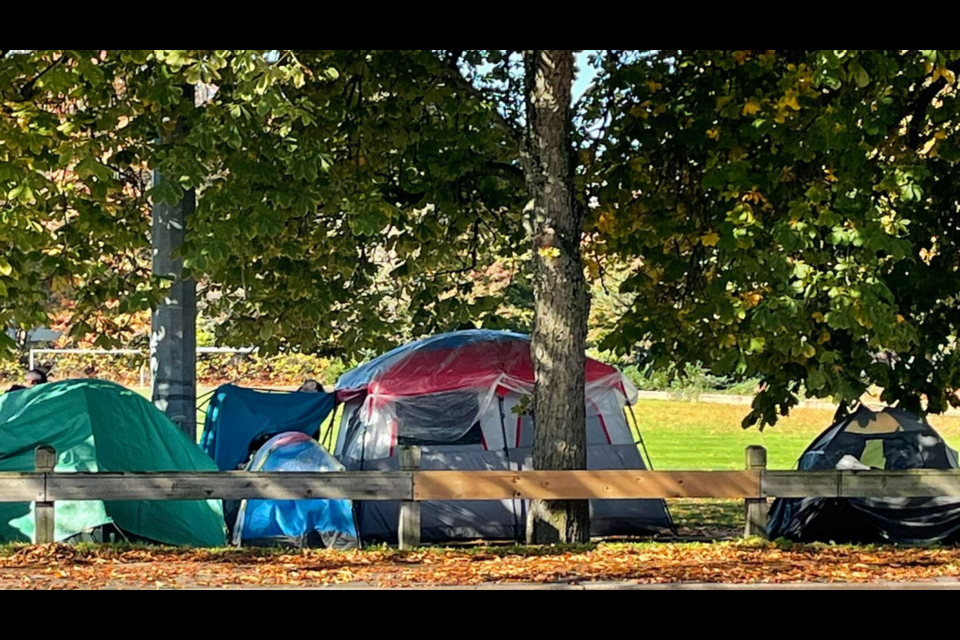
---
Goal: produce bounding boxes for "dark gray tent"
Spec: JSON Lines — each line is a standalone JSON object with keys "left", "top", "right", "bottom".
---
{"left": 769, "top": 407, "right": 960, "bottom": 545}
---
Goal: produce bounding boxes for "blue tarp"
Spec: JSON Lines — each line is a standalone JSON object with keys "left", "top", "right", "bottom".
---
{"left": 201, "top": 385, "right": 336, "bottom": 472}
{"left": 234, "top": 433, "right": 359, "bottom": 549}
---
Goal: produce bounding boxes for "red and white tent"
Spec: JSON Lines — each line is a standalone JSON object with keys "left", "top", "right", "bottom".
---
{"left": 334, "top": 331, "right": 672, "bottom": 543}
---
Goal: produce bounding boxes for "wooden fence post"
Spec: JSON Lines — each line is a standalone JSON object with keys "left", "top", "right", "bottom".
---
{"left": 744, "top": 446, "right": 769, "bottom": 540}
{"left": 34, "top": 446, "right": 57, "bottom": 545}
{"left": 399, "top": 446, "right": 422, "bottom": 551}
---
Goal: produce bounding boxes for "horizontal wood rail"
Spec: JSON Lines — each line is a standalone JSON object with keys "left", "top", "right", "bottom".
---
{"left": 8, "top": 446, "right": 960, "bottom": 545}
{"left": 6, "top": 470, "right": 960, "bottom": 503}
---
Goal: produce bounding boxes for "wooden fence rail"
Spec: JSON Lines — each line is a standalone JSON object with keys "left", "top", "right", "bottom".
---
{"left": 5, "top": 446, "right": 960, "bottom": 548}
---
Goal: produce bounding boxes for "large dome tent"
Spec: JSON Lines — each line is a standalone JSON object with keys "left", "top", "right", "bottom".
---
{"left": 769, "top": 407, "right": 960, "bottom": 545}
{"left": 0, "top": 380, "right": 225, "bottom": 547}
{"left": 334, "top": 330, "right": 672, "bottom": 543}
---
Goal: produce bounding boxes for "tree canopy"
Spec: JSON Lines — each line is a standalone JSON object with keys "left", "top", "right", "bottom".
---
{"left": 0, "top": 50, "right": 526, "bottom": 356}
{"left": 4, "top": 50, "right": 960, "bottom": 430}
{"left": 584, "top": 50, "right": 960, "bottom": 425}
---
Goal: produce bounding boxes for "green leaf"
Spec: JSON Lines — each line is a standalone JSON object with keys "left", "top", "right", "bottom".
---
{"left": 852, "top": 63, "right": 871, "bottom": 88}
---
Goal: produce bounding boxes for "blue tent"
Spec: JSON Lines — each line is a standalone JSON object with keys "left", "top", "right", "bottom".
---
{"left": 201, "top": 385, "right": 336, "bottom": 471}
{"left": 234, "top": 432, "right": 359, "bottom": 549}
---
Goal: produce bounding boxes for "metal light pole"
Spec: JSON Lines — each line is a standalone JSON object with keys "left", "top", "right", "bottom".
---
{"left": 151, "top": 85, "right": 198, "bottom": 440}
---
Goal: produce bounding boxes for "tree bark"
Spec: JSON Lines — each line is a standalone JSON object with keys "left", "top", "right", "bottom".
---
{"left": 522, "top": 50, "right": 590, "bottom": 545}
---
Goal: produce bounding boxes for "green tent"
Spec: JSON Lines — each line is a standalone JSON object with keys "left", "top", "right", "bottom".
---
{"left": 0, "top": 380, "right": 225, "bottom": 547}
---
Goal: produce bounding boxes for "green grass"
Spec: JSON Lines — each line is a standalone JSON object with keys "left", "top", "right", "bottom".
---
{"left": 635, "top": 400, "right": 960, "bottom": 471}
{"left": 668, "top": 500, "right": 745, "bottom": 534}
{"left": 634, "top": 401, "right": 960, "bottom": 532}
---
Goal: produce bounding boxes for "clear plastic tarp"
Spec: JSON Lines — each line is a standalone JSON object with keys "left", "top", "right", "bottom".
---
{"left": 334, "top": 330, "right": 639, "bottom": 464}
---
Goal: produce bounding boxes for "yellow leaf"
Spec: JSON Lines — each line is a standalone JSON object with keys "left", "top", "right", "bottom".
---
{"left": 538, "top": 247, "right": 561, "bottom": 261}
{"left": 812, "top": 312, "right": 826, "bottom": 324}
{"left": 597, "top": 212, "right": 616, "bottom": 235}
{"left": 587, "top": 260, "right": 601, "bottom": 280}
{"left": 780, "top": 92, "right": 801, "bottom": 111}
{"left": 742, "top": 100, "right": 762, "bottom": 116}
{"left": 702, "top": 232, "right": 721, "bottom": 247}
{"left": 744, "top": 292, "right": 764, "bottom": 308}
{"left": 645, "top": 81, "right": 663, "bottom": 94}
{"left": 897, "top": 314, "right": 907, "bottom": 324}
{"left": 824, "top": 169, "right": 838, "bottom": 183}
{"left": 934, "top": 67, "right": 957, "bottom": 86}
{"left": 707, "top": 127, "right": 721, "bottom": 140}
{"left": 818, "top": 330, "right": 832, "bottom": 345}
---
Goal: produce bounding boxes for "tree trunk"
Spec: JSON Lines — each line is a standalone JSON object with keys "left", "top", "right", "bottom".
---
{"left": 522, "top": 50, "right": 590, "bottom": 545}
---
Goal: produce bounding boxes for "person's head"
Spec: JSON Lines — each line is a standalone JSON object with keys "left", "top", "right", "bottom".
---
{"left": 6, "top": 385, "right": 26, "bottom": 394}
{"left": 24, "top": 370, "right": 48, "bottom": 387}
{"left": 298, "top": 380, "right": 322, "bottom": 394}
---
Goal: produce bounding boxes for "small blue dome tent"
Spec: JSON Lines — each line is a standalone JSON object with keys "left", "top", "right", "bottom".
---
{"left": 234, "top": 432, "right": 359, "bottom": 549}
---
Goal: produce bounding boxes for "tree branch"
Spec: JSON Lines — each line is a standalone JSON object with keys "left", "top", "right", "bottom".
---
{"left": 18, "top": 53, "right": 66, "bottom": 99}
{"left": 436, "top": 55, "right": 524, "bottom": 149}
{"left": 907, "top": 59, "right": 960, "bottom": 150}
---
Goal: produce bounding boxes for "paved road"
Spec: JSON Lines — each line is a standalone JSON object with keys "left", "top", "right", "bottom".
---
{"left": 7, "top": 580, "right": 958, "bottom": 591}
{"left": 234, "top": 581, "right": 960, "bottom": 591}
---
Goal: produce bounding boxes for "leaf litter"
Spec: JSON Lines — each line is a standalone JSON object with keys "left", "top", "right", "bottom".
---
{"left": 2, "top": 542, "right": 960, "bottom": 590}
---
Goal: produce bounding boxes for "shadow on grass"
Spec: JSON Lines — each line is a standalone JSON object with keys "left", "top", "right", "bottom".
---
{"left": 670, "top": 499, "right": 744, "bottom": 530}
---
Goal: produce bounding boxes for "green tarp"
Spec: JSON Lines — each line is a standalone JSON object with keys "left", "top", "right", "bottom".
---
{"left": 0, "top": 380, "right": 226, "bottom": 547}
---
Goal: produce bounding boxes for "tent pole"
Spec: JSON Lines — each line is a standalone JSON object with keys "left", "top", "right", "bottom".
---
{"left": 627, "top": 406, "right": 676, "bottom": 533}
{"left": 323, "top": 403, "right": 340, "bottom": 451}
{"left": 628, "top": 406, "right": 655, "bottom": 471}
{"left": 356, "top": 420, "right": 368, "bottom": 550}
{"left": 498, "top": 395, "right": 522, "bottom": 543}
